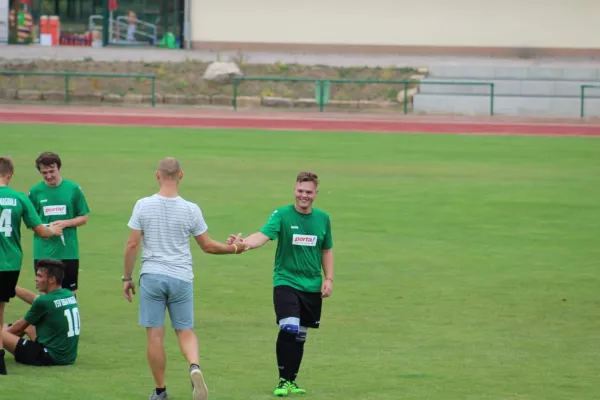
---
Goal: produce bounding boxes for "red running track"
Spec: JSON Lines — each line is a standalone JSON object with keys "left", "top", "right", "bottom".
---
{"left": 1, "top": 108, "right": 600, "bottom": 137}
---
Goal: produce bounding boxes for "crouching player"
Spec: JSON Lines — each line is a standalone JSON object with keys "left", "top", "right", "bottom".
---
{"left": 1, "top": 259, "right": 80, "bottom": 367}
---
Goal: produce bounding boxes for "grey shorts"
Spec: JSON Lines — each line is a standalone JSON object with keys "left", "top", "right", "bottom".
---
{"left": 139, "top": 273, "right": 194, "bottom": 330}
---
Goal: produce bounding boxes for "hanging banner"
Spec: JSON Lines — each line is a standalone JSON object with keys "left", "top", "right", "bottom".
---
{"left": 0, "top": 0, "right": 8, "bottom": 44}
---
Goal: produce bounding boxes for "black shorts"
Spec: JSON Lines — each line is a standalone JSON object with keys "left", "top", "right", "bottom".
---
{"left": 273, "top": 285, "right": 322, "bottom": 329}
{"left": 0, "top": 270, "right": 20, "bottom": 303}
{"left": 34, "top": 259, "right": 79, "bottom": 291}
{"left": 14, "top": 338, "right": 57, "bottom": 366}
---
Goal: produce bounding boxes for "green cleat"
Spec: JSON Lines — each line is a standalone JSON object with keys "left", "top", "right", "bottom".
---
{"left": 274, "top": 378, "right": 290, "bottom": 397}
{"left": 287, "top": 381, "right": 306, "bottom": 395}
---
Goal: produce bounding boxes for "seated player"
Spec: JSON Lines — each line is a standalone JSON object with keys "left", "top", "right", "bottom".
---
{"left": 1, "top": 259, "right": 80, "bottom": 366}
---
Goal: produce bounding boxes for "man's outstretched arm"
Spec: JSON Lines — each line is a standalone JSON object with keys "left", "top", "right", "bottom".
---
{"left": 15, "top": 286, "right": 39, "bottom": 305}
{"left": 228, "top": 232, "right": 270, "bottom": 250}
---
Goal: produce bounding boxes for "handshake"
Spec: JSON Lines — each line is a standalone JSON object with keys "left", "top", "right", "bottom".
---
{"left": 226, "top": 233, "right": 248, "bottom": 254}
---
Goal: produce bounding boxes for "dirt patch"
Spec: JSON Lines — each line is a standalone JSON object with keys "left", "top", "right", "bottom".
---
{"left": 0, "top": 59, "right": 422, "bottom": 107}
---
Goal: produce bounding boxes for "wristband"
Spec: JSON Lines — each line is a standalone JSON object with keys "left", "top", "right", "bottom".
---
{"left": 121, "top": 276, "right": 133, "bottom": 282}
{"left": 232, "top": 244, "right": 238, "bottom": 254}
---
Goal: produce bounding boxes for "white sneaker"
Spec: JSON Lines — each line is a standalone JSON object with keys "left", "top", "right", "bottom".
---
{"left": 190, "top": 368, "right": 208, "bottom": 400}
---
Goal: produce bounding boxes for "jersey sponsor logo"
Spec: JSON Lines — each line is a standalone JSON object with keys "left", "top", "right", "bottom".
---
{"left": 292, "top": 234, "right": 317, "bottom": 246}
{"left": 0, "top": 197, "right": 17, "bottom": 206}
{"left": 291, "top": 225, "right": 299, "bottom": 229}
{"left": 43, "top": 205, "right": 67, "bottom": 216}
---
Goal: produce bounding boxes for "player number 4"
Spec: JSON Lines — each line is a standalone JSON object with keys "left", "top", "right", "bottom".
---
{"left": 0, "top": 209, "right": 12, "bottom": 237}
{"left": 64, "top": 307, "right": 81, "bottom": 337}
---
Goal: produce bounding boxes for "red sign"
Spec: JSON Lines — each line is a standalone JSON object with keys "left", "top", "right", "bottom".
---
{"left": 109, "top": 0, "right": 118, "bottom": 11}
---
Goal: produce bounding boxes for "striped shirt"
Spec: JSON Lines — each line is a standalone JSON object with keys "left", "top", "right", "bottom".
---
{"left": 127, "top": 194, "right": 208, "bottom": 283}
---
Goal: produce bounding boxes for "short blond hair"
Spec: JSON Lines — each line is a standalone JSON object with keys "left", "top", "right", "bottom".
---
{"left": 158, "top": 157, "right": 182, "bottom": 180}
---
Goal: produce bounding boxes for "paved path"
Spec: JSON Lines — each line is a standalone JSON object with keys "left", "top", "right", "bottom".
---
{"left": 3, "top": 45, "right": 600, "bottom": 67}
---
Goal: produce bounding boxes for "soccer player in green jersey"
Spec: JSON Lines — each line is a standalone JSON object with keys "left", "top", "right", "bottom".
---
{"left": 29, "top": 152, "right": 90, "bottom": 295}
{"left": 228, "top": 171, "right": 335, "bottom": 396}
{"left": 1, "top": 259, "right": 80, "bottom": 367}
{"left": 0, "top": 156, "right": 63, "bottom": 375}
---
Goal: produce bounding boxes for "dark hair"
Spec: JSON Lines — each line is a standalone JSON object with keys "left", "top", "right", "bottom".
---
{"left": 35, "top": 259, "right": 65, "bottom": 286}
{"left": 296, "top": 171, "right": 319, "bottom": 186}
{"left": 0, "top": 156, "right": 14, "bottom": 177}
{"left": 35, "top": 152, "right": 62, "bottom": 171}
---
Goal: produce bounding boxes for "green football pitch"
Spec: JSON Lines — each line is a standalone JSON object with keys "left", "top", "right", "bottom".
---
{"left": 2, "top": 124, "right": 600, "bottom": 400}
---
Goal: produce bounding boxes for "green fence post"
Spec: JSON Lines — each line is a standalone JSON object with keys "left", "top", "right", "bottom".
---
{"left": 580, "top": 85, "right": 585, "bottom": 118}
{"left": 102, "top": 0, "right": 109, "bottom": 46}
{"left": 314, "top": 80, "right": 330, "bottom": 108}
{"left": 64, "top": 73, "right": 70, "bottom": 104}
{"left": 403, "top": 82, "right": 408, "bottom": 114}
{"left": 233, "top": 78, "right": 238, "bottom": 111}
{"left": 319, "top": 80, "right": 324, "bottom": 112}
{"left": 490, "top": 83, "right": 495, "bottom": 116}
{"left": 151, "top": 77, "right": 156, "bottom": 107}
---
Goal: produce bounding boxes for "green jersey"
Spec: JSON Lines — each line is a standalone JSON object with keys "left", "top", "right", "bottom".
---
{"left": 260, "top": 205, "right": 333, "bottom": 292}
{"left": 24, "top": 288, "right": 80, "bottom": 365}
{"left": 0, "top": 186, "right": 43, "bottom": 272}
{"left": 29, "top": 179, "right": 90, "bottom": 260}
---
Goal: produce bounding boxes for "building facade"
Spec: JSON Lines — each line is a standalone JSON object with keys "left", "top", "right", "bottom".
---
{"left": 188, "top": 0, "right": 600, "bottom": 57}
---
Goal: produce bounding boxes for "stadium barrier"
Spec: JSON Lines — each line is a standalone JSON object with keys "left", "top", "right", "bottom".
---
{"left": 232, "top": 76, "right": 496, "bottom": 116}
{"left": 580, "top": 85, "right": 600, "bottom": 118}
{"left": 0, "top": 71, "right": 496, "bottom": 115}
{"left": 0, "top": 71, "right": 157, "bottom": 107}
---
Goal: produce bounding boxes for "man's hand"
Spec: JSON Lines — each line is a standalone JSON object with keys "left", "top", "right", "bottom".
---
{"left": 227, "top": 233, "right": 247, "bottom": 252}
{"left": 48, "top": 222, "right": 63, "bottom": 236}
{"left": 321, "top": 278, "right": 333, "bottom": 298}
{"left": 226, "top": 234, "right": 237, "bottom": 245}
{"left": 51, "top": 220, "right": 69, "bottom": 229}
{"left": 123, "top": 281, "right": 136, "bottom": 302}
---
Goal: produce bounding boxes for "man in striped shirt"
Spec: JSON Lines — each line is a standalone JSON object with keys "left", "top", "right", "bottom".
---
{"left": 122, "top": 157, "right": 246, "bottom": 400}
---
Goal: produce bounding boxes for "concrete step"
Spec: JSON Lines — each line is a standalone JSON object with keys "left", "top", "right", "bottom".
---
{"left": 412, "top": 93, "right": 600, "bottom": 117}
{"left": 418, "top": 78, "right": 600, "bottom": 97}
{"left": 427, "top": 65, "right": 600, "bottom": 81}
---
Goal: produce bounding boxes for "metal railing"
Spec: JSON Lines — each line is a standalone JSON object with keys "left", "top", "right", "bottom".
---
{"left": 580, "top": 84, "right": 600, "bottom": 118}
{"left": 89, "top": 15, "right": 103, "bottom": 41}
{"left": 0, "top": 71, "right": 157, "bottom": 107}
{"left": 232, "top": 77, "right": 495, "bottom": 115}
{"left": 89, "top": 15, "right": 157, "bottom": 45}
{"left": 115, "top": 16, "right": 158, "bottom": 44}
